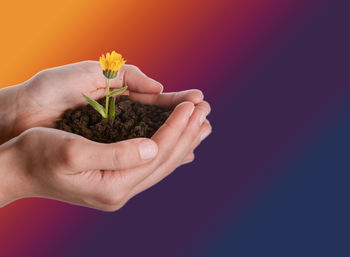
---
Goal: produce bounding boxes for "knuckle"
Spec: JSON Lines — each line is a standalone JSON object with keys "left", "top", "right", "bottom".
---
{"left": 17, "top": 128, "right": 40, "bottom": 145}
{"left": 36, "top": 69, "right": 53, "bottom": 80}
{"left": 188, "top": 153, "right": 195, "bottom": 162}
{"left": 193, "top": 134, "right": 202, "bottom": 147}
{"left": 22, "top": 127, "right": 39, "bottom": 137}
{"left": 182, "top": 153, "right": 195, "bottom": 166}
{"left": 122, "top": 64, "right": 138, "bottom": 74}
{"left": 128, "top": 64, "right": 139, "bottom": 72}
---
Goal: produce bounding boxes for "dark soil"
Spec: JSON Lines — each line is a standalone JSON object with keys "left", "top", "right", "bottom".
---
{"left": 56, "top": 95, "right": 172, "bottom": 143}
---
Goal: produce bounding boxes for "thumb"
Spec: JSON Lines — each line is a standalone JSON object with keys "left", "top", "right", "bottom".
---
{"left": 74, "top": 138, "right": 158, "bottom": 171}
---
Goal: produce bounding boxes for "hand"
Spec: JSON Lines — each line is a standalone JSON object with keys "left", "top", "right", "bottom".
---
{"left": 0, "top": 99, "right": 211, "bottom": 211}
{"left": 0, "top": 61, "right": 205, "bottom": 143}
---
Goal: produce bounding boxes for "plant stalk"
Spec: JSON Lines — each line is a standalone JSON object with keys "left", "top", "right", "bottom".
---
{"left": 105, "top": 78, "right": 110, "bottom": 118}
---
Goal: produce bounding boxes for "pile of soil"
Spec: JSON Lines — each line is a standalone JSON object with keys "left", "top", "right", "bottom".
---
{"left": 56, "top": 95, "right": 172, "bottom": 143}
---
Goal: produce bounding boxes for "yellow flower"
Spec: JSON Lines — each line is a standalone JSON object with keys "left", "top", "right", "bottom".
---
{"left": 99, "top": 51, "right": 126, "bottom": 79}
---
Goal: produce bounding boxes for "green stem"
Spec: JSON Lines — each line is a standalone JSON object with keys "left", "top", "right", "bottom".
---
{"left": 105, "top": 79, "right": 110, "bottom": 118}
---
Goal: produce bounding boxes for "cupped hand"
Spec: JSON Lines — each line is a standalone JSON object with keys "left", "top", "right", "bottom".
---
{"left": 15, "top": 61, "right": 205, "bottom": 131}
{"left": 18, "top": 61, "right": 209, "bottom": 164}
{"left": 1, "top": 98, "right": 211, "bottom": 210}
{"left": 19, "top": 61, "right": 163, "bottom": 128}
{"left": 0, "top": 60, "right": 212, "bottom": 209}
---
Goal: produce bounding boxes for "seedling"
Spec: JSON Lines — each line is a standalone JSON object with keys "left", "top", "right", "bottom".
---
{"left": 82, "top": 51, "right": 127, "bottom": 120}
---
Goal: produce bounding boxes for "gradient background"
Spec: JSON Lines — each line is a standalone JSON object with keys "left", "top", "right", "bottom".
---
{"left": 0, "top": 0, "right": 349, "bottom": 256}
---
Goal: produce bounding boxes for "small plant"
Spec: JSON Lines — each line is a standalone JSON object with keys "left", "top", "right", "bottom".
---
{"left": 82, "top": 51, "right": 128, "bottom": 120}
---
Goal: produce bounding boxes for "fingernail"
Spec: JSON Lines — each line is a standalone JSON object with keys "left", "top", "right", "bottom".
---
{"left": 139, "top": 140, "right": 158, "bottom": 159}
{"left": 199, "top": 114, "right": 206, "bottom": 125}
{"left": 200, "top": 130, "right": 211, "bottom": 141}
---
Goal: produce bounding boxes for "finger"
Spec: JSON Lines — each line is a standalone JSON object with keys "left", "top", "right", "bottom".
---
{"left": 128, "top": 106, "right": 206, "bottom": 195}
{"left": 152, "top": 101, "right": 195, "bottom": 151}
{"left": 111, "top": 65, "right": 163, "bottom": 94}
{"left": 129, "top": 89, "right": 204, "bottom": 108}
{"left": 82, "top": 61, "right": 163, "bottom": 94}
{"left": 186, "top": 119, "right": 212, "bottom": 153}
{"left": 115, "top": 101, "right": 195, "bottom": 185}
{"left": 179, "top": 119, "right": 212, "bottom": 165}
{"left": 199, "top": 119, "right": 212, "bottom": 142}
{"left": 181, "top": 119, "right": 212, "bottom": 163}
{"left": 195, "top": 101, "right": 211, "bottom": 116}
{"left": 190, "top": 119, "right": 212, "bottom": 149}
{"left": 67, "top": 137, "right": 159, "bottom": 171}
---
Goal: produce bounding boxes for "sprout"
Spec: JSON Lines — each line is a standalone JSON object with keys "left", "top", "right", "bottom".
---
{"left": 82, "top": 51, "right": 127, "bottom": 120}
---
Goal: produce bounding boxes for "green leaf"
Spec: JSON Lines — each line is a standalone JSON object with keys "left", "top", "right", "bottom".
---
{"left": 82, "top": 94, "right": 106, "bottom": 118}
{"left": 108, "top": 96, "right": 116, "bottom": 120}
{"left": 109, "top": 86, "right": 128, "bottom": 97}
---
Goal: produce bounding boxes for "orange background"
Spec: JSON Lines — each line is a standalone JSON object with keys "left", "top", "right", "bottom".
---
{"left": 0, "top": 0, "right": 233, "bottom": 91}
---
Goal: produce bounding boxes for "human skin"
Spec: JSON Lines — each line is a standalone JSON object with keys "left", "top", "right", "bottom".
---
{"left": 0, "top": 61, "right": 208, "bottom": 143}
{"left": 0, "top": 61, "right": 211, "bottom": 210}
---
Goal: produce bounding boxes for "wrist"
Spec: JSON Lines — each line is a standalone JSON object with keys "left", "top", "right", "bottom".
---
{"left": 0, "top": 83, "right": 30, "bottom": 144}
{"left": 0, "top": 139, "right": 28, "bottom": 207}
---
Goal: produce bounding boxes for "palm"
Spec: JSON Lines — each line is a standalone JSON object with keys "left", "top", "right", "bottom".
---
{"left": 65, "top": 169, "right": 123, "bottom": 196}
